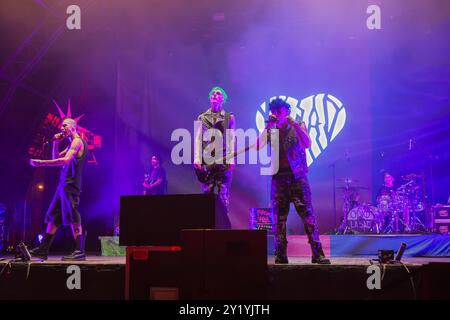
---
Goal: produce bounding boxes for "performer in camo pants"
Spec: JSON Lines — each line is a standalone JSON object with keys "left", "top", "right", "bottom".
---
{"left": 260, "top": 98, "right": 330, "bottom": 264}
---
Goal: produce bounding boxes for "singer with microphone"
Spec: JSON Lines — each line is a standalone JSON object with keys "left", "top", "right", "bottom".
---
{"left": 29, "top": 117, "right": 88, "bottom": 261}
{"left": 256, "top": 98, "right": 330, "bottom": 265}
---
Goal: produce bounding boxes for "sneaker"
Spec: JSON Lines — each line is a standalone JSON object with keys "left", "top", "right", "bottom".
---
{"left": 62, "top": 250, "right": 86, "bottom": 261}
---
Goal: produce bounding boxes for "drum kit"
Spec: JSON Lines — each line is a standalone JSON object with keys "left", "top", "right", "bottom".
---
{"left": 338, "top": 174, "right": 429, "bottom": 234}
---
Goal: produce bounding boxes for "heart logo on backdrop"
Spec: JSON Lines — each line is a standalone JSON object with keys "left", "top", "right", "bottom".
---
{"left": 256, "top": 94, "right": 347, "bottom": 166}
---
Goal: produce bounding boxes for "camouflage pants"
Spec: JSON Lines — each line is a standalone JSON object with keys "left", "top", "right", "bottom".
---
{"left": 201, "top": 171, "right": 232, "bottom": 214}
{"left": 271, "top": 173, "right": 320, "bottom": 257}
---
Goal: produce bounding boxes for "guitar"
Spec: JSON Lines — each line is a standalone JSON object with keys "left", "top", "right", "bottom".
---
{"left": 194, "top": 164, "right": 229, "bottom": 184}
{"left": 193, "top": 145, "right": 253, "bottom": 183}
{"left": 142, "top": 173, "right": 151, "bottom": 195}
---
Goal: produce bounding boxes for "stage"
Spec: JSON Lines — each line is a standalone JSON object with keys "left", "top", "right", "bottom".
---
{"left": 1, "top": 252, "right": 449, "bottom": 300}
{"left": 282, "top": 234, "right": 450, "bottom": 257}
{"left": 1, "top": 0, "right": 450, "bottom": 303}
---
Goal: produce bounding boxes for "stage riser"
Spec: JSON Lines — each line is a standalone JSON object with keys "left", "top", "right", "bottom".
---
{"left": 272, "top": 235, "right": 450, "bottom": 257}
{"left": 0, "top": 263, "right": 124, "bottom": 300}
{"left": 269, "top": 263, "right": 450, "bottom": 300}
{"left": 269, "top": 265, "right": 421, "bottom": 300}
{"left": 330, "top": 235, "right": 450, "bottom": 257}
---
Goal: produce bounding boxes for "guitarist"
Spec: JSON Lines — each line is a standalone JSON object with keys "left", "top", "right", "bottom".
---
{"left": 143, "top": 154, "right": 167, "bottom": 195}
{"left": 194, "top": 87, "right": 236, "bottom": 221}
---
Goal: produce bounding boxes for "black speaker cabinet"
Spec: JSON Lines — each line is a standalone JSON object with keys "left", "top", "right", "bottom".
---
{"left": 180, "top": 229, "right": 268, "bottom": 300}
{"left": 120, "top": 194, "right": 230, "bottom": 246}
{"left": 125, "top": 246, "right": 182, "bottom": 300}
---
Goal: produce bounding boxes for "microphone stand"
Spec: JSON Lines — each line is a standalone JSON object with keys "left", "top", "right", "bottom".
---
{"left": 329, "top": 159, "right": 338, "bottom": 233}
{"left": 408, "top": 139, "right": 435, "bottom": 232}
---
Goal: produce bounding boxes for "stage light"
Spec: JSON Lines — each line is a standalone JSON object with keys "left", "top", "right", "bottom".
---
{"left": 37, "top": 183, "right": 44, "bottom": 190}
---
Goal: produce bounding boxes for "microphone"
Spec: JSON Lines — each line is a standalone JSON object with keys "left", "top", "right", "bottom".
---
{"left": 44, "top": 132, "right": 64, "bottom": 145}
{"left": 52, "top": 132, "right": 65, "bottom": 141}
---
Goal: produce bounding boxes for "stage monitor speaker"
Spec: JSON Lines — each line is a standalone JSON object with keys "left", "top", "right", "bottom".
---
{"left": 418, "top": 262, "right": 450, "bottom": 299}
{"left": 180, "top": 229, "right": 268, "bottom": 300}
{"left": 120, "top": 194, "right": 229, "bottom": 246}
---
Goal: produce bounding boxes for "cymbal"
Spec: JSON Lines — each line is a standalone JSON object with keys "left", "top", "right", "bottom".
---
{"left": 397, "top": 185, "right": 420, "bottom": 191}
{"left": 337, "top": 186, "right": 369, "bottom": 190}
{"left": 337, "top": 178, "right": 360, "bottom": 183}
{"left": 402, "top": 173, "right": 423, "bottom": 179}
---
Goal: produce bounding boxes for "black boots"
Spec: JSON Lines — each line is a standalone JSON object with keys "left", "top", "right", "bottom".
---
{"left": 310, "top": 241, "right": 331, "bottom": 264}
{"left": 275, "top": 241, "right": 331, "bottom": 264}
{"left": 274, "top": 240, "right": 288, "bottom": 264}
{"left": 275, "top": 254, "right": 289, "bottom": 264}
{"left": 29, "top": 233, "right": 55, "bottom": 260}
{"left": 30, "top": 232, "right": 87, "bottom": 261}
{"left": 62, "top": 233, "right": 86, "bottom": 261}
{"left": 304, "top": 221, "right": 331, "bottom": 264}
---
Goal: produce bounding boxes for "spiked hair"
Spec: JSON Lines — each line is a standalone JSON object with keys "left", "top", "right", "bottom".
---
{"left": 52, "top": 98, "right": 84, "bottom": 123}
{"left": 269, "top": 98, "right": 291, "bottom": 113}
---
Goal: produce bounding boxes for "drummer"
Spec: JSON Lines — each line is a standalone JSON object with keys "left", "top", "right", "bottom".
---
{"left": 377, "top": 171, "right": 396, "bottom": 199}
{"left": 377, "top": 171, "right": 410, "bottom": 232}
{"left": 376, "top": 171, "right": 396, "bottom": 230}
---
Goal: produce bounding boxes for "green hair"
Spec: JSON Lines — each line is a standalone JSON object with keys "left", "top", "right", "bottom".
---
{"left": 208, "top": 86, "right": 228, "bottom": 103}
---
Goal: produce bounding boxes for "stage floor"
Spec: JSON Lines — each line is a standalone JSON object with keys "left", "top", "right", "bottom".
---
{"left": 2, "top": 255, "right": 449, "bottom": 265}
{"left": 1, "top": 234, "right": 449, "bottom": 299}
{"left": 1, "top": 254, "right": 450, "bottom": 300}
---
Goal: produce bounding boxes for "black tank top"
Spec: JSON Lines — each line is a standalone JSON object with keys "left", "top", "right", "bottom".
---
{"left": 59, "top": 138, "right": 88, "bottom": 194}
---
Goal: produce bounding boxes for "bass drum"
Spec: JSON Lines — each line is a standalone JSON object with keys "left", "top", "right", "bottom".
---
{"left": 347, "top": 204, "right": 382, "bottom": 233}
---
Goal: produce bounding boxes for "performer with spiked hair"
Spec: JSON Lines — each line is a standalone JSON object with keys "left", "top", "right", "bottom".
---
{"left": 29, "top": 101, "right": 88, "bottom": 261}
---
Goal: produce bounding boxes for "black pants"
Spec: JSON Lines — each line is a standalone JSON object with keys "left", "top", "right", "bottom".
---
{"left": 271, "top": 173, "right": 320, "bottom": 257}
{"left": 45, "top": 187, "right": 81, "bottom": 227}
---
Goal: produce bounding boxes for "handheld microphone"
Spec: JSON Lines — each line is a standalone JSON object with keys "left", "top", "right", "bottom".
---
{"left": 44, "top": 132, "right": 64, "bottom": 145}
{"left": 52, "top": 132, "right": 65, "bottom": 141}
